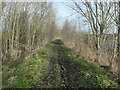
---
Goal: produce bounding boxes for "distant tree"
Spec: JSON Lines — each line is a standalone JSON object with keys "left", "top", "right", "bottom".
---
{"left": 61, "top": 20, "right": 72, "bottom": 43}
{"left": 18, "top": 10, "right": 29, "bottom": 56}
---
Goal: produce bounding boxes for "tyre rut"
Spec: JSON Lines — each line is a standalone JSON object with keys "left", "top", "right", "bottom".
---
{"left": 54, "top": 44, "right": 82, "bottom": 88}
{"left": 40, "top": 43, "right": 82, "bottom": 88}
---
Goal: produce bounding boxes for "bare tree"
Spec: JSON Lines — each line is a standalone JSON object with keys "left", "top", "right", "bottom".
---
{"left": 65, "top": 1, "right": 116, "bottom": 64}
{"left": 1, "top": 2, "right": 57, "bottom": 65}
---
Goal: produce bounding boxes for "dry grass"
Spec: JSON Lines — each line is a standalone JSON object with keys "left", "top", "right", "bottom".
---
{"left": 64, "top": 40, "right": 118, "bottom": 76}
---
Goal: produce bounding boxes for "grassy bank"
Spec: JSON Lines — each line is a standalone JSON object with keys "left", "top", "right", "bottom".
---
{"left": 2, "top": 39, "right": 119, "bottom": 88}
{"left": 3, "top": 42, "right": 53, "bottom": 88}
{"left": 61, "top": 43, "right": 119, "bottom": 88}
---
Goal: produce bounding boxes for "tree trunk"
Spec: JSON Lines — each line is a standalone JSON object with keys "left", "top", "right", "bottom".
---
{"left": 95, "top": 34, "right": 101, "bottom": 64}
{"left": 118, "top": 1, "right": 120, "bottom": 84}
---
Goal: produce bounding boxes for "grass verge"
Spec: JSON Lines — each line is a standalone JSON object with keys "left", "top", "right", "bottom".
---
{"left": 2, "top": 42, "right": 53, "bottom": 88}
{"left": 61, "top": 44, "right": 119, "bottom": 88}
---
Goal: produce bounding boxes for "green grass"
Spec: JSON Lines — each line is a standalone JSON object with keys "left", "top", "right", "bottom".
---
{"left": 3, "top": 39, "right": 120, "bottom": 88}
{"left": 61, "top": 44, "right": 119, "bottom": 88}
{"left": 8, "top": 58, "right": 49, "bottom": 88}
{"left": 3, "top": 42, "right": 53, "bottom": 88}
{"left": 50, "top": 39, "right": 64, "bottom": 45}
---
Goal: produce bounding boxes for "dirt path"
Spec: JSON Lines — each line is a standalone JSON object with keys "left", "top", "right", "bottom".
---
{"left": 40, "top": 43, "right": 82, "bottom": 88}
{"left": 40, "top": 44, "right": 60, "bottom": 87}
{"left": 54, "top": 44, "right": 82, "bottom": 88}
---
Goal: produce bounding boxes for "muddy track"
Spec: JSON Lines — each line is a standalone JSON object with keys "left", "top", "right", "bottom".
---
{"left": 54, "top": 44, "right": 82, "bottom": 88}
{"left": 40, "top": 44, "right": 82, "bottom": 88}
{"left": 40, "top": 44, "right": 60, "bottom": 87}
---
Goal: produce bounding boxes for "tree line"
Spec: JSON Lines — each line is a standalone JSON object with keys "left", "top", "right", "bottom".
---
{"left": 1, "top": 2, "right": 58, "bottom": 65}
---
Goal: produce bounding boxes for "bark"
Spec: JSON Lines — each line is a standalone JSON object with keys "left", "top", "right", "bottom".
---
{"left": 118, "top": 1, "right": 120, "bottom": 84}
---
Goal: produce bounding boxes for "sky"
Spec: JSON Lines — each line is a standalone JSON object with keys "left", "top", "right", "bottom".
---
{"left": 53, "top": 2, "right": 117, "bottom": 33}
{"left": 53, "top": 2, "right": 89, "bottom": 32}
{"left": 53, "top": 2, "right": 75, "bottom": 27}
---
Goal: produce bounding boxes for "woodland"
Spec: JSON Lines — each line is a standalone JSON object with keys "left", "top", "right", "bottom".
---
{"left": 0, "top": 1, "right": 120, "bottom": 88}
